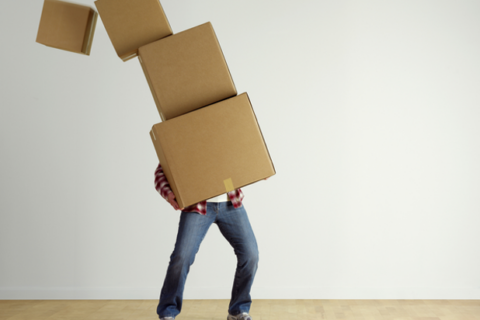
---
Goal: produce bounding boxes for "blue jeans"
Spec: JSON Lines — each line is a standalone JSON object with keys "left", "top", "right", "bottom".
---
{"left": 157, "top": 202, "right": 259, "bottom": 319}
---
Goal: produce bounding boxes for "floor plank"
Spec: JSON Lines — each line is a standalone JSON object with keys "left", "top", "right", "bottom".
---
{"left": 0, "top": 300, "right": 479, "bottom": 320}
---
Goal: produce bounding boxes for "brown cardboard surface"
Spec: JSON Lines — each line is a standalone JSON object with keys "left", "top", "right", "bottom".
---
{"left": 139, "top": 22, "right": 237, "bottom": 121}
{"left": 82, "top": 9, "right": 98, "bottom": 55}
{"left": 36, "top": 0, "right": 97, "bottom": 55}
{"left": 94, "top": 0, "right": 172, "bottom": 61}
{"left": 150, "top": 93, "right": 275, "bottom": 208}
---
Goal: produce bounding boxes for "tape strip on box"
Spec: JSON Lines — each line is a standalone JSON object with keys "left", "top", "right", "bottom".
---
{"left": 223, "top": 178, "right": 234, "bottom": 193}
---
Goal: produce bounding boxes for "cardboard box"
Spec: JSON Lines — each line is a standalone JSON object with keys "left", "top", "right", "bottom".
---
{"left": 139, "top": 22, "right": 237, "bottom": 121}
{"left": 95, "top": 0, "right": 172, "bottom": 61}
{"left": 36, "top": 0, "right": 97, "bottom": 55}
{"left": 150, "top": 93, "right": 275, "bottom": 208}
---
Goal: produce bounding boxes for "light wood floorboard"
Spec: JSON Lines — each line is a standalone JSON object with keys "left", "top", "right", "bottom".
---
{"left": 1, "top": 300, "right": 479, "bottom": 320}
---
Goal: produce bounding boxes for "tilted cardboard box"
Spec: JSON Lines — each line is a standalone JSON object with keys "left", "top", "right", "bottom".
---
{"left": 139, "top": 22, "right": 237, "bottom": 121}
{"left": 36, "top": 0, "right": 97, "bottom": 55}
{"left": 150, "top": 93, "right": 275, "bottom": 208}
{"left": 95, "top": 0, "right": 172, "bottom": 61}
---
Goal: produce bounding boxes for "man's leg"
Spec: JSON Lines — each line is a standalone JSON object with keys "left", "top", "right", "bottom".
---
{"left": 157, "top": 210, "right": 214, "bottom": 319}
{"left": 215, "top": 202, "right": 259, "bottom": 316}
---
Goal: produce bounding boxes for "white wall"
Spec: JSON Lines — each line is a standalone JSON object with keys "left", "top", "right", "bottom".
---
{"left": 1, "top": 0, "right": 479, "bottom": 300}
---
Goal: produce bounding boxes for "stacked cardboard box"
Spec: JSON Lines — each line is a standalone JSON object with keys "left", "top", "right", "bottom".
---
{"left": 94, "top": 0, "right": 172, "bottom": 61}
{"left": 150, "top": 93, "right": 275, "bottom": 208}
{"left": 36, "top": 0, "right": 98, "bottom": 55}
{"left": 36, "top": 0, "right": 275, "bottom": 208}
{"left": 138, "top": 22, "right": 236, "bottom": 121}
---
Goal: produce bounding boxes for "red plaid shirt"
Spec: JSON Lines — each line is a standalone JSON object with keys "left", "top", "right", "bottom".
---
{"left": 154, "top": 163, "right": 244, "bottom": 215}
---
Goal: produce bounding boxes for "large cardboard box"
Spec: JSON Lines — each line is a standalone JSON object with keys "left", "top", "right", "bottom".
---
{"left": 150, "top": 93, "right": 275, "bottom": 208}
{"left": 95, "top": 0, "right": 172, "bottom": 61}
{"left": 139, "top": 22, "right": 237, "bottom": 121}
{"left": 36, "top": 0, "right": 98, "bottom": 55}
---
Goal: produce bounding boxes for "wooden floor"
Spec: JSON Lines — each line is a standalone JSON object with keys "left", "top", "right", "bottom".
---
{"left": 1, "top": 299, "right": 479, "bottom": 320}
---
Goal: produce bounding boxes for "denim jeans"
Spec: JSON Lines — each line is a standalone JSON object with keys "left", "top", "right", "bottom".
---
{"left": 157, "top": 202, "right": 259, "bottom": 319}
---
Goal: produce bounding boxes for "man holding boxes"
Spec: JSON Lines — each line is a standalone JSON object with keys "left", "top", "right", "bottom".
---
{"left": 36, "top": 0, "right": 276, "bottom": 317}
{"left": 148, "top": 91, "right": 274, "bottom": 320}
{"left": 92, "top": 0, "right": 276, "bottom": 319}
{"left": 37, "top": 0, "right": 275, "bottom": 317}
{"left": 148, "top": 89, "right": 274, "bottom": 320}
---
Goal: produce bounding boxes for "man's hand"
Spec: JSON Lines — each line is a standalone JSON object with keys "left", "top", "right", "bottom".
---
{"left": 167, "top": 192, "right": 183, "bottom": 211}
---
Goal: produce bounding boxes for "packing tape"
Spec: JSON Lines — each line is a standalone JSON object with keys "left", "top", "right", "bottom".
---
{"left": 223, "top": 178, "right": 234, "bottom": 193}
{"left": 151, "top": 131, "right": 156, "bottom": 140}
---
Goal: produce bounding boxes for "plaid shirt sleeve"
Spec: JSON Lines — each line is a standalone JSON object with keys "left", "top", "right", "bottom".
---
{"left": 228, "top": 188, "right": 244, "bottom": 208}
{"left": 154, "top": 162, "right": 244, "bottom": 215}
{"left": 154, "top": 163, "right": 172, "bottom": 200}
{"left": 183, "top": 201, "right": 207, "bottom": 215}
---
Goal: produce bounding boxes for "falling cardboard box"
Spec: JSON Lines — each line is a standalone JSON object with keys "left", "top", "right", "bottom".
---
{"left": 139, "top": 22, "right": 237, "bottom": 121}
{"left": 36, "top": 0, "right": 97, "bottom": 55}
{"left": 95, "top": 0, "right": 172, "bottom": 61}
{"left": 150, "top": 93, "right": 275, "bottom": 208}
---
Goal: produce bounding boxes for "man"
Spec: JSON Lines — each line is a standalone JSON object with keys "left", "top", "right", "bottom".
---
{"left": 154, "top": 162, "right": 259, "bottom": 320}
